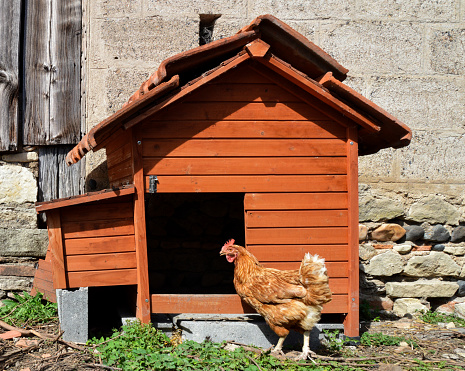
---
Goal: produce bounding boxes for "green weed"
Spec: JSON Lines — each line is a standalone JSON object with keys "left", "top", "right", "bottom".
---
{"left": 321, "top": 329, "right": 351, "bottom": 354}
{"left": 420, "top": 310, "right": 465, "bottom": 327}
{"left": 0, "top": 291, "right": 57, "bottom": 327}
{"left": 360, "top": 332, "right": 416, "bottom": 348}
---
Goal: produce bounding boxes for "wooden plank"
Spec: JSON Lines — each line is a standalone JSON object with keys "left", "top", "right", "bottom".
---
{"left": 344, "top": 126, "right": 360, "bottom": 337}
{"left": 145, "top": 175, "right": 348, "bottom": 193}
{"left": 24, "top": 0, "right": 81, "bottom": 145}
{"left": 35, "top": 186, "right": 135, "bottom": 213}
{"left": 183, "top": 83, "right": 300, "bottom": 103}
{"left": 37, "top": 259, "right": 53, "bottom": 273}
{"left": 62, "top": 218, "right": 135, "bottom": 239}
{"left": 132, "top": 129, "right": 151, "bottom": 323}
{"left": 140, "top": 120, "right": 346, "bottom": 140}
{"left": 244, "top": 193, "right": 348, "bottom": 210}
{"left": 107, "top": 142, "right": 132, "bottom": 168}
{"left": 209, "top": 66, "right": 273, "bottom": 84}
{"left": 144, "top": 157, "right": 347, "bottom": 176}
{"left": 67, "top": 269, "right": 137, "bottom": 288}
{"left": 0, "top": 0, "right": 20, "bottom": 151}
{"left": 110, "top": 175, "right": 134, "bottom": 189}
{"left": 247, "top": 210, "right": 348, "bottom": 228}
{"left": 107, "top": 158, "right": 133, "bottom": 182}
{"left": 151, "top": 294, "right": 347, "bottom": 314}
{"left": 46, "top": 210, "right": 67, "bottom": 289}
{"left": 141, "top": 139, "right": 346, "bottom": 157}
{"left": 247, "top": 245, "right": 349, "bottom": 262}
{"left": 262, "top": 262, "right": 348, "bottom": 277}
{"left": 66, "top": 252, "right": 137, "bottom": 272}
{"left": 60, "top": 202, "right": 133, "bottom": 223}
{"left": 154, "top": 102, "right": 331, "bottom": 122}
{"left": 246, "top": 227, "right": 348, "bottom": 245}
{"left": 64, "top": 235, "right": 136, "bottom": 255}
{"left": 31, "top": 277, "right": 54, "bottom": 292}
{"left": 34, "top": 268, "right": 54, "bottom": 283}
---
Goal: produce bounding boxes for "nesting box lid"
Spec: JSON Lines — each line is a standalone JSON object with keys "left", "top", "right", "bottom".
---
{"left": 66, "top": 14, "right": 411, "bottom": 165}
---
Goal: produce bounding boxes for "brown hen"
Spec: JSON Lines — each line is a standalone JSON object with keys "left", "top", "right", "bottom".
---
{"left": 220, "top": 239, "right": 332, "bottom": 359}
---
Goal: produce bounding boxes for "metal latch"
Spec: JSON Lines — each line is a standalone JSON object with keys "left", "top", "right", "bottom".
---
{"left": 149, "top": 175, "right": 159, "bottom": 193}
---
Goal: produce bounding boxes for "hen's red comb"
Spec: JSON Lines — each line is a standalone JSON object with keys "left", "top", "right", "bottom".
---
{"left": 223, "top": 239, "right": 235, "bottom": 249}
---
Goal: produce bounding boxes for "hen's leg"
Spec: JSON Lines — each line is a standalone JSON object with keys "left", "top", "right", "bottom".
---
{"left": 271, "top": 336, "right": 287, "bottom": 355}
{"left": 296, "top": 331, "right": 316, "bottom": 361}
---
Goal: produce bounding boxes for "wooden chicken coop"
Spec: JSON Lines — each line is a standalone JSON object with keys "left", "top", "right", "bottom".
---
{"left": 34, "top": 15, "right": 411, "bottom": 337}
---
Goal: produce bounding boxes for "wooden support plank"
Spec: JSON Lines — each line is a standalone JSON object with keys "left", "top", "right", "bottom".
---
{"left": 154, "top": 101, "right": 330, "bottom": 122}
{"left": 107, "top": 142, "right": 132, "bottom": 168}
{"left": 132, "top": 129, "right": 151, "bottom": 323}
{"left": 34, "top": 268, "right": 54, "bottom": 283}
{"left": 64, "top": 235, "right": 136, "bottom": 255}
{"left": 46, "top": 210, "right": 67, "bottom": 289}
{"left": 244, "top": 193, "right": 348, "bottom": 210}
{"left": 144, "top": 157, "right": 347, "bottom": 176}
{"left": 62, "top": 218, "right": 135, "bottom": 239}
{"left": 0, "top": 0, "right": 20, "bottom": 151}
{"left": 67, "top": 269, "right": 137, "bottom": 288}
{"left": 262, "top": 262, "right": 348, "bottom": 277}
{"left": 107, "top": 157, "right": 133, "bottom": 182}
{"left": 60, "top": 202, "right": 133, "bottom": 223}
{"left": 344, "top": 126, "right": 360, "bottom": 337}
{"left": 247, "top": 245, "right": 349, "bottom": 262}
{"left": 141, "top": 139, "right": 346, "bottom": 157}
{"left": 145, "top": 175, "right": 348, "bottom": 193}
{"left": 247, "top": 210, "right": 348, "bottom": 228}
{"left": 246, "top": 227, "right": 348, "bottom": 245}
{"left": 150, "top": 294, "right": 347, "bottom": 314}
{"left": 139, "top": 120, "right": 346, "bottom": 140}
{"left": 66, "top": 252, "right": 137, "bottom": 272}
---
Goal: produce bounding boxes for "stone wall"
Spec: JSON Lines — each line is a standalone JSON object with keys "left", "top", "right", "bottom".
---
{"left": 0, "top": 151, "right": 48, "bottom": 299}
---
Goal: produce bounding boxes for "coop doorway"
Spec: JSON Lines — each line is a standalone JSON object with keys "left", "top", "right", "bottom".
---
{"left": 145, "top": 193, "right": 246, "bottom": 296}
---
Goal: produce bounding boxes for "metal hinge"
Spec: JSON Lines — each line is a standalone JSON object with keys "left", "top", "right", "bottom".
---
{"left": 148, "top": 175, "right": 159, "bottom": 193}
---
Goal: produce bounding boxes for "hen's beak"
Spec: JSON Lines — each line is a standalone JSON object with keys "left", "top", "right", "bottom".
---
{"left": 219, "top": 250, "right": 226, "bottom": 256}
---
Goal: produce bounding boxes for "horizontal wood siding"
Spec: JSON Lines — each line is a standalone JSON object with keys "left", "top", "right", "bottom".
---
{"left": 60, "top": 198, "right": 137, "bottom": 288}
{"left": 106, "top": 130, "right": 134, "bottom": 187}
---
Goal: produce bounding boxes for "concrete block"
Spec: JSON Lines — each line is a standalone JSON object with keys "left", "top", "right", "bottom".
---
{"left": 368, "top": 76, "right": 465, "bottom": 132}
{"left": 0, "top": 229, "right": 48, "bottom": 257}
{"left": 318, "top": 21, "right": 423, "bottom": 74}
{"left": 0, "top": 204, "right": 37, "bottom": 229}
{"left": 249, "top": 0, "right": 355, "bottom": 20}
{"left": 428, "top": 27, "right": 465, "bottom": 75}
{"left": 356, "top": 0, "right": 459, "bottom": 22}
{"left": 97, "top": 16, "right": 198, "bottom": 65}
{"left": 92, "top": 0, "right": 142, "bottom": 19}
{"left": 146, "top": 0, "right": 247, "bottom": 18}
{"left": 282, "top": 20, "right": 318, "bottom": 43}
{"left": 57, "top": 288, "right": 89, "bottom": 343}
{"left": 359, "top": 147, "right": 396, "bottom": 180}
{"left": 398, "top": 130, "right": 465, "bottom": 182}
{"left": 0, "top": 165, "right": 36, "bottom": 204}
{"left": 211, "top": 18, "right": 245, "bottom": 42}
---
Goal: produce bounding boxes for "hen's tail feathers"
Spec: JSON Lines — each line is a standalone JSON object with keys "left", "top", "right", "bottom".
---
{"left": 300, "top": 253, "right": 332, "bottom": 305}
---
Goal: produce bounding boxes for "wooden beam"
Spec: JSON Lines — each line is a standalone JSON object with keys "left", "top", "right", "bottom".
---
{"left": 344, "top": 126, "right": 360, "bottom": 337}
{"left": 131, "top": 129, "right": 151, "bottom": 323}
{"left": 46, "top": 210, "right": 67, "bottom": 289}
{"left": 0, "top": 0, "right": 20, "bottom": 151}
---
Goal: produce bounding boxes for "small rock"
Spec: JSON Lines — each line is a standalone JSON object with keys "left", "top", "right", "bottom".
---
{"left": 393, "top": 298, "right": 428, "bottom": 317}
{"left": 432, "top": 244, "right": 445, "bottom": 251}
{"left": 359, "top": 244, "right": 377, "bottom": 261}
{"left": 454, "top": 348, "right": 465, "bottom": 358}
{"left": 404, "top": 225, "right": 425, "bottom": 242}
{"left": 457, "top": 280, "right": 465, "bottom": 297}
{"left": 0, "top": 330, "right": 22, "bottom": 340}
{"left": 455, "top": 302, "right": 465, "bottom": 319}
{"left": 359, "top": 224, "right": 368, "bottom": 241}
{"left": 446, "top": 322, "right": 456, "bottom": 329}
{"left": 378, "top": 365, "right": 403, "bottom": 371}
{"left": 371, "top": 224, "right": 406, "bottom": 242}
{"left": 424, "top": 225, "right": 450, "bottom": 243}
{"left": 444, "top": 245, "right": 465, "bottom": 256}
{"left": 394, "top": 345, "right": 413, "bottom": 353}
{"left": 393, "top": 322, "right": 412, "bottom": 329}
{"left": 399, "top": 341, "right": 409, "bottom": 347}
{"left": 373, "top": 244, "right": 393, "bottom": 249}
{"left": 451, "top": 226, "right": 465, "bottom": 243}
{"left": 223, "top": 343, "right": 240, "bottom": 352}
{"left": 411, "top": 245, "right": 432, "bottom": 252}
{"left": 443, "top": 353, "right": 460, "bottom": 360}
{"left": 393, "top": 244, "right": 412, "bottom": 254}
{"left": 15, "top": 339, "right": 39, "bottom": 348}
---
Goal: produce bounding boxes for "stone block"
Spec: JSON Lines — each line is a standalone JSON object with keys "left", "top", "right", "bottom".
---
{"left": 451, "top": 226, "right": 465, "bottom": 243}
{"left": 248, "top": 0, "right": 354, "bottom": 20}
{"left": 0, "top": 277, "right": 33, "bottom": 291}
{"left": 356, "top": 0, "right": 459, "bottom": 22}
{"left": 386, "top": 280, "right": 459, "bottom": 298}
{"left": 1, "top": 151, "right": 38, "bottom": 163}
{"left": 359, "top": 224, "right": 368, "bottom": 241}
{"left": 403, "top": 251, "right": 460, "bottom": 278}
{"left": 428, "top": 27, "right": 465, "bottom": 75}
{"left": 57, "top": 288, "right": 89, "bottom": 343}
{"left": 319, "top": 21, "right": 423, "bottom": 75}
{"left": 359, "top": 243, "right": 377, "bottom": 261}
{"left": 407, "top": 195, "right": 460, "bottom": 225}
{"left": 146, "top": 0, "right": 247, "bottom": 18}
{"left": 0, "top": 165, "right": 37, "bottom": 204}
{"left": 455, "top": 302, "right": 465, "bottom": 320}
{"left": 0, "top": 229, "right": 49, "bottom": 257}
{"left": 393, "top": 244, "right": 412, "bottom": 254}
{"left": 371, "top": 224, "right": 406, "bottom": 242}
{"left": 97, "top": 16, "right": 199, "bottom": 65}
{"left": 404, "top": 225, "right": 424, "bottom": 242}
{"left": 369, "top": 76, "right": 465, "bottom": 132}
{"left": 393, "top": 298, "right": 428, "bottom": 317}
{"left": 446, "top": 245, "right": 465, "bottom": 256}
{"left": 359, "top": 190, "right": 404, "bottom": 222}
{"left": 363, "top": 250, "right": 404, "bottom": 276}
{"left": 0, "top": 203, "right": 37, "bottom": 229}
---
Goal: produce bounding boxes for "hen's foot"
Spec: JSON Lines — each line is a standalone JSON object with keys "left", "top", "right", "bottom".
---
{"left": 295, "top": 347, "right": 317, "bottom": 363}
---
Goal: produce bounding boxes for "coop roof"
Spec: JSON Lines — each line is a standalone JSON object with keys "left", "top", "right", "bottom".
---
{"left": 66, "top": 14, "right": 411, "bottom": 165}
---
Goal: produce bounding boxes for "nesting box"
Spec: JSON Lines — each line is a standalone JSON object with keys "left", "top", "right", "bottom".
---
{"left": 35, "top": 15, "right": 411, "bottom": 337}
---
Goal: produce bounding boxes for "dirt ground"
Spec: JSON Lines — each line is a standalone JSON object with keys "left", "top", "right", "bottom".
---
{"left": 1, "top": 317, "right": 465, "bottom": 370}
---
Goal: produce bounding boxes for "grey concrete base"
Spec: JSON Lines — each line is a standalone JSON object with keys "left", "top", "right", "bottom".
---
{"left": 56, "top": 287, "right": 89, "bottom": 343}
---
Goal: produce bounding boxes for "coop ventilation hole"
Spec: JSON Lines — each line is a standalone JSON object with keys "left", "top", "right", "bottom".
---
{"left": 199, "top": 14, "right": 222, "bottom": 45}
